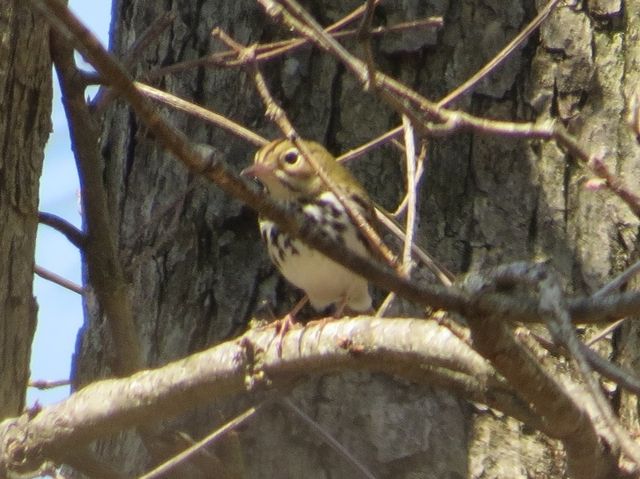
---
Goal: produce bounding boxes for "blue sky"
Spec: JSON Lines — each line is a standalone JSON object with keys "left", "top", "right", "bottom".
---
{"left": 30, "top": 1, "right": 112, "bottom": 406}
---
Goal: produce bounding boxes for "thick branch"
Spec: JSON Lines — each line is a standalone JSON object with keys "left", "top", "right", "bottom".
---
{"left": 49, "top": 31, "right": 143, "bottom": 375}
{"left": 0, "top": 318, "right": 515, "bottom": 475}
{"left": 463, "top": 267, "right": 619, "bottom": 479}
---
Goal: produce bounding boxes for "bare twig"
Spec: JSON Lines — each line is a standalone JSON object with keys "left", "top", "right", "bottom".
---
{"left": 34, "top": 266, "right": 83, "bottom": 295}
{"left": 356, "top": 0, "right": 377, "bottom": 91}
{"left": 595, "top": 258, "right": 640, "bottom": 299}
{"left": 154, "top": 16, "right": 442, "bottom": 74}
{"left": 152, "top": 1, "right": 382, "bottom": 75}
{"left": 336, "top": 126, "right": 403, "bottom": 163}
{"left": 123, "top": 12, "right": 177, "bottom": 67}
{"left": 340, "top": 0, "right": 559, "bottom": 163}
{"left": 139, "top": 404, "right": 264, "bottom": 479}
{"left": 29, "top": 379, "right": 72, "bottom": 390}
{"left": 585, "top": 258, "right": 640, "bottom": 346}
{"left": 281, "top": 398, "right": 377, "bottom": 479}
{"left": 588, "top": 154, "right": 640, "bottom": 219}
{"left": 437, "top": 0, "right": 561, "bottom": 107}
{"left": 400, "top": 116, "right": 418, "bottom": 275}
{"left": 38, "top": 212, "right": 85, "bottom": 248}
{"left": 134, "top": 81, "right": 267, "bottom": 147}
{"left": 92, "top": 11, "right": 177, "bottom": 111}
{"left": 580, "top": 343, "right": 640, "bottom": 396}
{"left": 377, "top": 116, "right": 419, "bottom": 316}
{"left": 584, "top": 317, "right": 626, "bottom": 347}
{"left": 374, "top": 210, "right": 454, "bottom": 287}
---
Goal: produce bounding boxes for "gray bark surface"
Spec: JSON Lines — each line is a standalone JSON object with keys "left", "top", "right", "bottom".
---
{"left": 73, "top": 0, "right": 639, "bottom": 477}
{"left": 0, "top": 0, "right": 51, "bottom": 419}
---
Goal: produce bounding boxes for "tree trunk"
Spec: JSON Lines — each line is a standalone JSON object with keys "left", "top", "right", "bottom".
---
{"left": 73, "top": 0, "right": 639, "bottom": 477}
{"left": 0, "top": 0, "right": 51, "bottom": 419}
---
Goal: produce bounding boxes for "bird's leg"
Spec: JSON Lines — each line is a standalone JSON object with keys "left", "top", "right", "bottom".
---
{"left": 274, "top": 295, "right": 308, "bottom": 356}
{"left": 333, "top": 296, "right": 348, "bottom": 318}
{"left": 306, "top": 296, "right": 348, "bottom": 331}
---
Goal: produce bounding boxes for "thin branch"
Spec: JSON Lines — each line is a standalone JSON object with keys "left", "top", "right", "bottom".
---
{"left": 134, "top": 81, "right": 267, "bottom": 147}
{"left": 340, "top": 0, "right": 558, "bottom": 163}
{"left": 229, "top": 17, "right": 442, "bottom": 67}
{"left": 34, "top": 266, "right": 83, "bottom": 295}
{"left": 538, "top": 267, "right": 640, "bottom": 468}
{"left": 92, "top": 11, "right": 178, "bottom": 112}
{"left": 374, "top": 209, "right": 454, "bottom": 287}
{"left": 596, "top": 258, "right": 640, "bottom": 299}
{"left": 584, "top": 317, "right": 625, "bottom": 347}
{"left": 568, "top": 290, "right": 640, "bottom": 324}
{"left": 139, "top": 403, "right": 264, "bottom": 479}
{"left": 585, "top": 258, "right": 640, "bottom": 346}
{"left": 152, "top": 1, "right": 379, "bottom": 75}
{"left": 377, "top": 116, "right": 419, "bottom": 316}
{"left": 437, "top": 0, "right": 561, "bottom": 107}
{"left": 122, "top": 12, "right": 177, "bottom": 67}
{"left": 580, "top": 343, "right": 640, "bottom": 396}
{"left": 281, "top": 398, "right": 377, "bottom": 479}
{"left": 336, "top": 126, "right": 454, "bottom": 286}
{"left": 356, "top": 0, "right": 377, "bottom": 91}
{"left": 29, "top": 379, "right": 72, "bottom": 390}
{"left": 150, "top": 6, "right": 441, "bottom": 75}
{"left": 400, "top": 116, "right": 418, "bottom": 276}
{"left": 587, "top": 154, "right": 640, "bottom": 218}
{"left": 336, "top": 126, "right": 403, "bottom": 163}
{"left": 38, "top": 211, "right": 85, "bottom": 248}
{"left": 391, "top": 142, "right": 426, "bottom": 218}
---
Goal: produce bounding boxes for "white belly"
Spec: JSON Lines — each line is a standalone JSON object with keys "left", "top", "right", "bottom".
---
{"left": 277, "top": 238, "right": 371, "bottom": 311}
{"left": 261, "top": 193, "right": 372, "bottom": 312}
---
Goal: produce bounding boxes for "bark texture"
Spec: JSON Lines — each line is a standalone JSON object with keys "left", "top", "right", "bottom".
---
{"left": 73, "top": 0, "right": 639, "bottom": 477}
{"left": 0, "top": 1, "right": 51, "bottom": 419}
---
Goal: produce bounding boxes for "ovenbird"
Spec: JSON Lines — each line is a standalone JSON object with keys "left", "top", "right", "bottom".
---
{"left": 242, "top": 139, "right": 374, "bottom": 314}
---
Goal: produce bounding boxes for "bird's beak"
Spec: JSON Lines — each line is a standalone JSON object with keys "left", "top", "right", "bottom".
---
{"left": 240, "top": 163, "right": 272, "bottom": 179}
{"left": 240, "top": 163, "right": 267, "bottom": 178}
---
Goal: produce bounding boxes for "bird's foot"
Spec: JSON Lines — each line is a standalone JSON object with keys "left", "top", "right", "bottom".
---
{"left": 273, "top": 296, "right": 308, "bottom": 356}
{"left": 274, "top": 313, "right": 296, "bottom": 357}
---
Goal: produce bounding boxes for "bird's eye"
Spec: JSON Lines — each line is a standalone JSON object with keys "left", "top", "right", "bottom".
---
{"left": 283, "top": 150, "right": 300, "bottom": 165}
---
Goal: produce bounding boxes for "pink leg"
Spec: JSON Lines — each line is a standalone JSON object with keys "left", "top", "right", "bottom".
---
{"left": 333, "top": 296, "right": 348, "bottom": 319}
{"left": 274, "top": 295, "right": 308, "bottom": 356}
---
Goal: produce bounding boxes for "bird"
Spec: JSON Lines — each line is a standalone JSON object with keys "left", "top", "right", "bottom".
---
{"left": 242, "top": 139, "right": 375, "bottom": 320}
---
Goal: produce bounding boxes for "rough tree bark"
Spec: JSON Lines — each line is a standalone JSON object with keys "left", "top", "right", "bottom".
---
{"left": 0, "top": 1, "right": 51, "bottom": 419}
{"left": 72, "top": 0, "right": 638, "bottom": 477}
